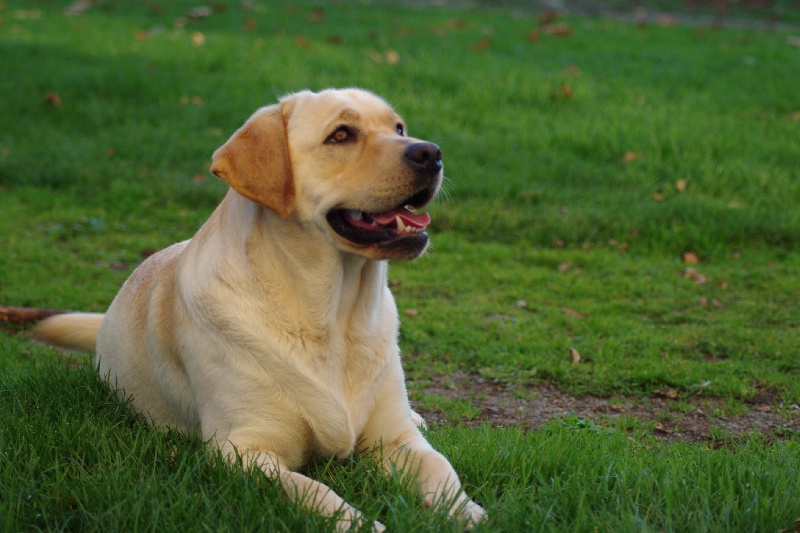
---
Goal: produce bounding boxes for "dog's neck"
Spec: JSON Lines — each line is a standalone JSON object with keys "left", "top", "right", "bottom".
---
{"left": 189, "top": 190, "right": 390, "bottom": 330}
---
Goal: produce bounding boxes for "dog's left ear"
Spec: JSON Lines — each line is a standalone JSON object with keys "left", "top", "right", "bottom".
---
{"left": 211, "top": 100, "right": 296, "bottom": 217}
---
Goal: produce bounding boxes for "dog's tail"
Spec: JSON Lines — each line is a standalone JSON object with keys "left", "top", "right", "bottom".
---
{"left": 1, "top": 306, "right": 103, "bottom": 353}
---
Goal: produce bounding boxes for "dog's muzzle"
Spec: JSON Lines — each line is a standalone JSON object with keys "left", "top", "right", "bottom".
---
{"left": 325, "top": 142, "right": 443, "bottom": 252}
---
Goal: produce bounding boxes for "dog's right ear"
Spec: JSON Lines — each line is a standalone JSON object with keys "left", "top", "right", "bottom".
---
{"left": 210, "top": 100, "right": 296, "bottom": 218}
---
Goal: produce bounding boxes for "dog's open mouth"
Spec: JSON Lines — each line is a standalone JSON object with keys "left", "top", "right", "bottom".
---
{"left": 326, "top": 204, "right": 431, "bottom": 246}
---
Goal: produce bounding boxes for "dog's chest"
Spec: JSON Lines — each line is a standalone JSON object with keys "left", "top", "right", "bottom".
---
{"left": 296, "top": 323, "right": 396, "bottom": 444}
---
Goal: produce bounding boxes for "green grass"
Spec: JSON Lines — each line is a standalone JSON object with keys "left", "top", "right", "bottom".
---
{"left": 1, "top": 1, "right": 799, "bottom": 531}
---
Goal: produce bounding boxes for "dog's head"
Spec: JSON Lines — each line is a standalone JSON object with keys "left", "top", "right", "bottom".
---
{"left": 210, "top": 89, "right": 442, "bottom": 261}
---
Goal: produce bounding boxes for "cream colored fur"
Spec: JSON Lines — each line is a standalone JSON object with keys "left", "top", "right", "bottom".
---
{"left": 34, "top": 89, "right": 485, "bottom": 531}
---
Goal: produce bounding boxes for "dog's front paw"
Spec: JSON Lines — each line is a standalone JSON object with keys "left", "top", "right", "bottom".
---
{"left": 462, "top": 499, "right": 486, "bottom": 529}
{"left": 449, "top": 497, "right": 486, "bottom": 530}
{"left": 409, "top": 409, "right": 427, "bottom": 429}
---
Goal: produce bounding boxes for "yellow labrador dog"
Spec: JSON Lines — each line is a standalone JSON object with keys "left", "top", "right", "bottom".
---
{"left": 32, "top": 88, "right": 485, "bottom": 531}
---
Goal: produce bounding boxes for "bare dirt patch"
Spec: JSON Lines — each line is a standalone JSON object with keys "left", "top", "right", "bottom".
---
{"left": 410, "top": 370, "right": 800, "bottom": 443}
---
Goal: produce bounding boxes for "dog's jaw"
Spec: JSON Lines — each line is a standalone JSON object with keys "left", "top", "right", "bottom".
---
{"left": 325, "top": 178, "right": 441, "bottom": 261}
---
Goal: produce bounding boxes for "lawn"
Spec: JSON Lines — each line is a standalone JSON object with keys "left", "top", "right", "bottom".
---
{"left": 1, "top": 1, "right": 799, "bottom": 531}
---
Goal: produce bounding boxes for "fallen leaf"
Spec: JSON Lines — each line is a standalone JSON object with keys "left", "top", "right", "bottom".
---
{"left": 445, "top": 18, "right": 467, "bottom": 29}
{"left": 682, "top": 252, "right": 700, "bottom": 264}
{"left": 544, "top": 24, "right": 571, "bottom": 37}
{"left": 187, "top": 6, "right": 212, "bottom": 20}
{"left": 715, "top": 280, "right": 728, "bottom": 290}
{"left": 653, "top": 422, "right": 673, "bottom": 433}
{"left": 515, "top": 300, "right": 527, "bottom": 309}
{"left": 191, "top": 32, "right": 205, "bottom": 46}
{"left": 651, "top": 192, "right": 665, "bottom": 201}
{"left": 569, "top": 347, "right": 581, "bottom": 363}
{"left": 561, "top": 307, "right": 585, "bottom": 319}
{"left": 527, "top": 30, "right": 540, "bottom": 43}
{"left": 134, "top": 29, "right": 149, "bottom": 41}
{"left": 654, "top": 389, "right": 678, "bottom": 400}
{"left": 621, "top": 151, "right": 639, "bottom": 163}
{"left": 552, "top": 239, "right": 565, "bottom": 248}
{"left": 754, "top": 405, "right": 772, "bottom": 412}
{"left": 394, "top": 27, "right": 414, "bottom": 37}
{"left": 710, "top": 299, "right": 724, "bottom": 308}
{"left": 680, "top": 267, "right": 707, "bottom": 284}
{"left": 787, "top": 36, "right": 800, "bottom": 47}
{"left": 551, "top": 84, "right": 573, "bottom": 99}
{"left": 385, "top": 50, "right": 400, "bottom": 64}
{"left": 656, "top": 14, "right": 678, "bottom": 26}
{"left": 557, "top": 262, "right": 572, "bottom": 273}
{"left": 470, "top": 38, "right": 491, "bottom": 52}
{"left": 791, "top": 111, "right": 800, "bottom": 121}
{"left": 538, "top": 10, "right": 559, "bottom": 26}
{"left": 675, "top": 178, "right": 687, "bottom": 192}
{"left": 617, "top": 242, "right": 629, "bottom": 253}
{"left": 593, "top": 403, "right": 626, "bottom": 413}
{"left": 293, "top": 36, "right": 311, "bottom": 49}
{"left": 43, "top": 92, "right": 62, "bottom": 107}
{"left": 243, "top": 18, "right": 256, "bottom": 31}
{"left": 307, "top": 7, "right": 324, "bottom": 23}
{"left": 404, "top": 309, "right": 419, "bottom": 316}
{"left": 65, "top": 1, "right": 93, "bottom": 16}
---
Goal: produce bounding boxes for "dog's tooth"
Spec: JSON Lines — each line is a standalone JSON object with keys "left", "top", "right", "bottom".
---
{"left": 395, "top": 215, "right": 406, "bottom": 232}
{"left": 349, "top": 210, "right": 362, "bottom": 221}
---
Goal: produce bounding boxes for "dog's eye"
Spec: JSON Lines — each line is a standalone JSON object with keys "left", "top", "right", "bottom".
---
{"left": 327, "top": 126, "right": 353, "bottom": 144}
{"left": 396, "top": 123, "right": 405, "bottom": 136}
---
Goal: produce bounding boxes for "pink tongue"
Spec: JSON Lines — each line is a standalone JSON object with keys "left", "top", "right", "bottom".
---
{"left": 370, "top": 207, "right": 431, "bottom": 228}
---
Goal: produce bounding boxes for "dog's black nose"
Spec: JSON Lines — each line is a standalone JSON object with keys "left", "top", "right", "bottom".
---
{"left": 404, "top": 143, "right": 442, "bottom": 174}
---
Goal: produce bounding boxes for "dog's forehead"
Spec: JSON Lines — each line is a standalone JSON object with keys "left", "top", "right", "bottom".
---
{"left": 294, "top": 89, "right": 401, "bottom": 127}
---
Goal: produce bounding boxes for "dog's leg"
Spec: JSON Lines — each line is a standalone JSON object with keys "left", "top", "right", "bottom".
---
{"left": 378, "top": 430, "right": 486, "bottom": 528}
{"left": 219, "top": 440, "right": 385, "bottom": 533}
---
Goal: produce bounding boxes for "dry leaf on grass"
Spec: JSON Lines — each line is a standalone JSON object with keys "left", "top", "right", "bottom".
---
{"left": 470, "top": 38, "right": 491, "bottom": 52}
{"left": 43, "top": 92, "right": 62, "bottom": 107}
{"left": 385, "top": 50, "right": 400, "bottom": 64}
{"left": 65, "top": 1, "right": 93, "bottom": 16}
{"left": 682, "top": 251, "right": 700, "bottom": 264}
{"left": 544, "top": 24, "right": 571, "bottom": 37}
{"left": 294, "top": 36, "right": 311, "bottom": 49}
{"left": 561, "top": 307, "right": 585, "bottom": 319}
{"left": 621, "top": 151, "right": 639, "bottom": 163}
{"left": 654, "top": 389, "right": 679, "bottom": 400}
{"left": 307, "top": 7, "right": 324, "bottom": 23}
{"left": 680, "top": 267, "right": 707, "bottom": 284}
{"left": 569, "top": 348, "right": 581, "bottom": 363}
